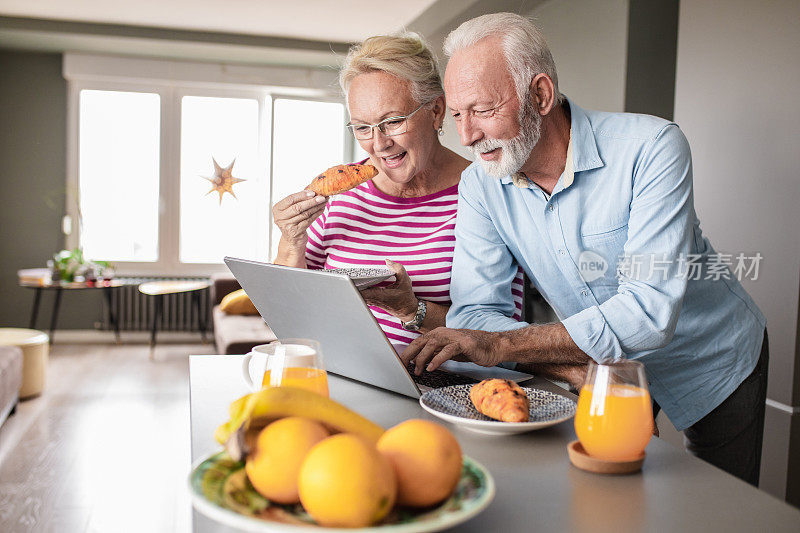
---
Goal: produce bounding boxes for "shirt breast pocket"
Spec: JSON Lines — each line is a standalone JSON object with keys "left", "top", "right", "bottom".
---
{"left": 579, "top": 222, "right": 629, "bottom": 286}
{"left": 581, "top": 221, "right": 628, "bottom": 243}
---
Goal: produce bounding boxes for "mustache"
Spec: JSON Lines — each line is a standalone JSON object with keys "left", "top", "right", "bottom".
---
{"left": 468, "top": 137, "right": 507, "bottom": 155}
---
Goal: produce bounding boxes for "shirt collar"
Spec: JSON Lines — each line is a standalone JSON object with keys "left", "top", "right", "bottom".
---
{"left": 568, "top": 98, "right": 604, "bottom": 173}
{"left": 497, "top": 96, "right": 604, "bottom": 187}
{"left": 509, "top": 129, "right": 571, "bottom": 191}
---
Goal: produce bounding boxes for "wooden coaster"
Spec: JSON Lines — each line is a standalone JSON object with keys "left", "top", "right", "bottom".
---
{"left": 567, "top": 440, "right": 644, "bottom": 474}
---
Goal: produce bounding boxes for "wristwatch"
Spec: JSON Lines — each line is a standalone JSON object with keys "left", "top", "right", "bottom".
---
{"left": 401, "top": 299, "right": 427, "bottom": 331}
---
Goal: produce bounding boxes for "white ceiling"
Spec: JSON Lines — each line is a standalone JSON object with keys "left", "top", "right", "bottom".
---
{"left": 0, "top": 0, "right": 439, "bottom": 42}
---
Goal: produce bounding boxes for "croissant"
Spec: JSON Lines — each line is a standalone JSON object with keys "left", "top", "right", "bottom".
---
{"left": 469, "top": 379, "right": 530, "bottom": 423}
{"left": 305, "top": 164, "right": 378, "bottom": 196}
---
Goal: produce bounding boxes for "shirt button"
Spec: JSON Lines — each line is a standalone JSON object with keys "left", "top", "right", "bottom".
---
{"left": 559, "top": 249, "right": 565, "bottom": 255}
{"left": 581, "top": 289, "right": 588, "bottom": 296}
{"left": 549, "top": 205, "right": 554, "bottom": 212}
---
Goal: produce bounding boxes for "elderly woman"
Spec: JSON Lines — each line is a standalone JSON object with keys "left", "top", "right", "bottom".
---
{"left": 273, "top": 33, "right": 523, "bottom": 349}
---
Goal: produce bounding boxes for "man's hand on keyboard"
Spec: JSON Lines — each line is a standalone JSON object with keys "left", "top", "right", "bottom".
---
{"left": 405, "top": 362, "right": 477, "bottom": 387}
{"left": 401, "top": 327, "right": 503, "bottom": 375}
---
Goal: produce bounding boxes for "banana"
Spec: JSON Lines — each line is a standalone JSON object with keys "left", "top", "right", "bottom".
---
{"left": 214, "top": 394, "right": 253, "bottom": 445}
{"left": 215, "top": 387, "right": 385, "bottom": 452}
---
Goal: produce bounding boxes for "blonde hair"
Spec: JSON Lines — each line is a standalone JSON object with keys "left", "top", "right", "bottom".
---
{"left": 444, "top": 13, "right": 564, "bottom": 106}
{"left": 339, "top": 32, "right": 443, "bottom": 105}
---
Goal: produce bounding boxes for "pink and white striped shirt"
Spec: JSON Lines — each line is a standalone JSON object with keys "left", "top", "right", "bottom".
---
{"left": 305, "top": 179, "right": 524, "bottom": 348}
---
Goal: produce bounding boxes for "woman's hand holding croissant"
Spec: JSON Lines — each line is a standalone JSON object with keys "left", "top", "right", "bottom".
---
{"left": 273, "top": 190, "right": 327, "bottom": 250}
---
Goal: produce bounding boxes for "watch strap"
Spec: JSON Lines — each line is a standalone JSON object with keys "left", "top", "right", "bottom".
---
{"left": 401, "top": 299, "right": 427, "bottom": 331}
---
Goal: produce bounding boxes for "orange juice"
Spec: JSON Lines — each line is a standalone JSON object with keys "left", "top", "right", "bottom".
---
{"left": 262, "top": 367, "right": 329, "bottom": 397}
{"left": 575, "top": 384, "right": 653, "bottom": 461}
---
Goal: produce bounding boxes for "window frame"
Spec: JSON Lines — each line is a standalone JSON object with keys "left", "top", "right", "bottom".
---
{"left": 173, "top": 87, "right": 272, "bottom": 268}
{"left": 65, "top": 57, "right": 349, "bottom": 276}
{"left": 268, "top": 93, "right": 356, "bottom": 261}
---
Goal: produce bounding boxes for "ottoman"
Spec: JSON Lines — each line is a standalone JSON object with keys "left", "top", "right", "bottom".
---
{"left": 0, "top": 328, "right": 49, "bottom": 399}
{"left": 0, "top": 345, "right": 22, "bottom": 427}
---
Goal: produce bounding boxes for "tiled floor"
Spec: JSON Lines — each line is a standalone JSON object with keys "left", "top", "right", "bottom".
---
{"left": 0, "top": 340, "right": 216, "bottom": 533}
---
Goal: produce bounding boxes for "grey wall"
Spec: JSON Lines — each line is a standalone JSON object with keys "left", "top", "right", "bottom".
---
{"left": 528, "top": 0, "right": 629, "bottom": 113}
{"left": 0, "top": 50, "right": 103, "bottom": 330}
{"left": 624, "top": 0, "right": 678, "bottom": 120}
{"left": 673, "top": 0, "right": 800, "bottom": 504}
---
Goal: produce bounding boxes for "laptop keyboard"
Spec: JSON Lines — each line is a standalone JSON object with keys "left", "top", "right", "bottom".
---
{"left": 406, "top": 362, "right": 478, "bottom": 388}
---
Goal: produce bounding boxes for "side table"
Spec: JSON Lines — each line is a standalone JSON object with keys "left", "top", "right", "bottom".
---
{"left": 19, "top": 278, "right": 134, "bottom": 344}
{"left": 138, "top": 280, "right": 211, "bottom": 359}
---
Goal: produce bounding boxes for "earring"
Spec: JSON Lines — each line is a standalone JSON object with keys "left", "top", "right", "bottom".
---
{"left": 438, "top": 127, "right": 444, "bottom": 136}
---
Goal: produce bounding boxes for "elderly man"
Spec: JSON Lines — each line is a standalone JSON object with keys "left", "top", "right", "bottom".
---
{"left": 401, "top": 13, "right": 768, "bottom": 485}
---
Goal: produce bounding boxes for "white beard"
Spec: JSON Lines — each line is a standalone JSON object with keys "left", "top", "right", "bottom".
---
{"left": 469, "top": 98, "right": 542, "bottom": 179}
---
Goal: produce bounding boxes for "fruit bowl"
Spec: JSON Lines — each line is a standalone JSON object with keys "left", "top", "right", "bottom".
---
{"left": 190, "top": 451, "right": 495, "bottom": 532}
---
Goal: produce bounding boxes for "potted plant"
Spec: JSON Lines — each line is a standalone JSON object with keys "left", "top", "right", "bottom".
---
{"left": 49, "top": 249, "right": 112, "bottom": 283}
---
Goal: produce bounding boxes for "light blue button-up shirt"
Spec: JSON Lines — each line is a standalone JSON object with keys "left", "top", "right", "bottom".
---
{"left": 446, "top": 99, "right": 765, "bottom": 430}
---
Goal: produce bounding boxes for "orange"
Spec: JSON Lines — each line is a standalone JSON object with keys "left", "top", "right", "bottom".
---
{"left": 298, "top": 434, "right": 396, "bottom": 527}
{"left": 377, "top": 419, "right": 462, "bottom": 507}
{"left": 244, "top": 417, "right": 329, "bottom": 504}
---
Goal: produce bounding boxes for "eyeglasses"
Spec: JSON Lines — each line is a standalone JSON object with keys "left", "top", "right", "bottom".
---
{"left": 347, "top": 103, "right": 426, "bottom": 140}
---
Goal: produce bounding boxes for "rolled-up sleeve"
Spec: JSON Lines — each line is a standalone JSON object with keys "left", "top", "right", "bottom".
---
{"left": 447, "top": 170, "right": 529, "bottom": 333}
{"left": 562, "top": 124, "right": 693, "bottom": 362}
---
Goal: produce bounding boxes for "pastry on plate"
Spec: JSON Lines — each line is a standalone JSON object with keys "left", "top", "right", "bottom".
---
{"left": 469, "top": 379, "right": 530, "bottom": 423}
{"left": 305, "top": 164, "right": 378, "bottom": 196}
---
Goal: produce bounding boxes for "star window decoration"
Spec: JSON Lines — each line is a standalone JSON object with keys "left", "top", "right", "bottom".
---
{"left": 202, "top": 157, "right": 246, "bottom": 204}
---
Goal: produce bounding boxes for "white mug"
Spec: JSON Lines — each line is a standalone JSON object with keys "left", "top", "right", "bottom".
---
{"left": 241, "top": 339, "right": 322, "bottom": 392}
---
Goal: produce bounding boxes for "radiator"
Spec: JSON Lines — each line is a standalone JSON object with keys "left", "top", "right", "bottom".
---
{"left": 99, "top": 277, "right": 212, "bottom": 332}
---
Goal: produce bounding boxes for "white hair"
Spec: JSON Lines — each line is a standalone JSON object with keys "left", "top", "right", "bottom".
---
{"left": 443, "top": 12, "right": 564, "bottom": 107}
{"left": 339, "top": 32, "right": 443, "bottom": 105}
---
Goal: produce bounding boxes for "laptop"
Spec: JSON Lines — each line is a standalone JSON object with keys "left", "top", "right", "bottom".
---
{"left": 223, "top": 257, "right": 531, "bottom": 398}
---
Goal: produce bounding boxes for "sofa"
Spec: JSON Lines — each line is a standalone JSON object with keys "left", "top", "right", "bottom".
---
{"left": 211, "top": 272, "right": 276, "bottom": 355}
{"left": 0, "top": 345, "right": 22, "bottom": 428}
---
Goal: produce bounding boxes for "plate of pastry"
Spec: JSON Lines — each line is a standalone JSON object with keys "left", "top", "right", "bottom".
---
{"left": 323, "top": 267, "right": 395, "bottom": 289}
{"left": 419, "top": 379, "right": 577, "bottom": 435}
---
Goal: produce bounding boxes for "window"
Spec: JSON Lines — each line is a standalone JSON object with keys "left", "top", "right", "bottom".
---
{"left": 78, "top": 90, "right": 161, "bottom": 262}
{"left": 270, "top": 98, "right": 346, "bottom": 257}
{"left": 179, "top": 95, "right": 264, "bottom": 264}
{"left": 67, "top": 57, "right": 353, "bottom": 275}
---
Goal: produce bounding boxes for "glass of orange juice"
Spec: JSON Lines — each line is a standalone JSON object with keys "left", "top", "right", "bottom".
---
{"left": 242, "top": 338, "right": 329, "bottom": 397}
{"left": 574, "top": 360, "right": 653, "bottom": 461}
